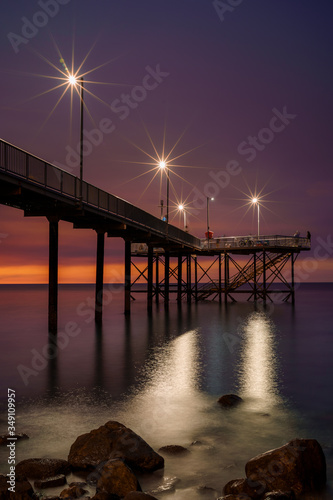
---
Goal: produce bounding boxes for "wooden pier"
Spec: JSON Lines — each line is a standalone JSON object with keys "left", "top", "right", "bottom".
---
{"left": 0, "top": 139, "right": 311, "bottom": 332}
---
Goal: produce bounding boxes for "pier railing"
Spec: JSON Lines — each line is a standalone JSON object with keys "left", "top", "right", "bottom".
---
{"left": 200, "top": 234, "right": 310, "bottom": 250}
{"left": 0, "top": 139, "right": 201, "bottom": 249}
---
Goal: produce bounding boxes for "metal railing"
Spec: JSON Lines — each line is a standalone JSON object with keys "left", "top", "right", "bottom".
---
{"left": 0, "top": 139, "right": 201, "bottom": 249}
{"left": 200, "top": 234, "right": 311, "bottom": 250}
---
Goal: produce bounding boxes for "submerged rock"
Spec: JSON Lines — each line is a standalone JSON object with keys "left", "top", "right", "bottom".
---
{"left": 223, "top": 478, "right": 266, "bottom": 499}
{"left": 124, "top": 493, "right": 158, "bottom": 500}
{"left": 96, "top": 459, "right": 141, "bottom": 498}
{"left": 68, "top": 421, "right": 164, "bottom": 473}
{"left": 245, "top": 438, "right": 326, "bottom": 496}
{"left": 264, "top": 492, "right": 296, "bottom": 499}
{"left": 158, "top": 445, "right": 189, "bottom": 455}
{"left": 59, "top": 484, "right": 88, "bottom": 497}
{"left": 218, "top": 394, "right": 243, "bottom": 408}
{"left": 16, "top": 458, "right": 71, "bottom": 479}
{"left": 0, "top": 433, "right": 29, "bottom": 446}
{"left": 34, "top": 474, "right": 67, "bottom": 489}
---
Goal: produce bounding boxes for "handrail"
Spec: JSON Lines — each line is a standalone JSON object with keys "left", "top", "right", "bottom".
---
{"left": 0, "top": 139, "right": 201, "bottom": 249}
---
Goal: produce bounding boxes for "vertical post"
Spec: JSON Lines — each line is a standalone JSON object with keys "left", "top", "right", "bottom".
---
{"left": 95, "top": 231, "right": 105, "bottom": 324}
{"left": 147, "top": 245, "right": 153, "bottom": 312}
{"left": 224, "top": 252, "right": 229, "bottom": 304}
{"left": 194, "top": 255, "right": 198, "bottom": 302}
{"left": 48, "top": 217, "right": 58, "bottom": 333}
{"left": 187, "top": 254, "right": 192, "bottom": 304}
{"left": 177, "top": 253, "right": 182, "bottom": 303}
{"left": 291, "top": 252, "right": 295, "bottom": 305}
{"left": 164, "top": 249, "right": 170, "bottom": 307}
{"left": 263, "top": 250, "right": 267, "bottom": 304}
{"left": 219, "top": 253, "right": 222, "bottom": 303}
{"left": 124, "top": 240, "right": 131, "bottom": 315}
{"left": 80, "top": 77, "right": 84, "bottom": 201}
{"left": 253, "top": 251, "right": 257, "bottom": 302}
{"left": 155, "top": 253, "right": 159, "bottom": 303}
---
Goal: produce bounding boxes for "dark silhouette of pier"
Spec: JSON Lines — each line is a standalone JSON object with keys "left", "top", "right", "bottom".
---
{"left": 0, "top": 139, "right": 310, "bottom": 332}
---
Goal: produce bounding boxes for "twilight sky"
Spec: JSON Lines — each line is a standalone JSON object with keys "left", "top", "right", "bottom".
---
{"left": 1, "top": 0, "right": 333, "bottom": 283}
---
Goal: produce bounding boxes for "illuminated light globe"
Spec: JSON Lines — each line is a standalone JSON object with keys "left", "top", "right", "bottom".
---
{"left": 178, "top": 204, "right": 184, "bottom": 211}
{"left": 159, "top": 160, "right": 166, "bottom": 169}
{"left": 252, "top": 197, "right": 258, "bottom": 203}
{"left": 68, "top": 75, "right": 77, "bottom": 85}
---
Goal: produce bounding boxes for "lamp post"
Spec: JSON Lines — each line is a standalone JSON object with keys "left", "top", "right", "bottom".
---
{"left": 207, "top": 197, "right": 214, "bottom": 248}
{"left": 252, "top": 197, "right": 260, "bottom": 237}
{"left": 159, "top": 160, "right": 169, "bottom": 223}
{"left": 178, "top": 204, "right": 187, "bottom": 230}
{"left": 79, "top": 77, "right": 84, "bottom": 201}
{"left": 69, "top": 75, "right": 84, "bottom": 202}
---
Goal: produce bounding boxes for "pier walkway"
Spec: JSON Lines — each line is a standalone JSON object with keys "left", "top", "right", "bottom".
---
{"left": 0, "top": 139, "right": 310, "bottom": 331}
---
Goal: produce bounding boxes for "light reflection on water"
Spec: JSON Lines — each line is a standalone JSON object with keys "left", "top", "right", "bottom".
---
{"left": 238, "top": 312, "right": 282, "bottom": 410}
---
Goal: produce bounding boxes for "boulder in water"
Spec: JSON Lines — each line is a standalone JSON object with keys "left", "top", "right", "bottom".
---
{"left": 68, "top": 421, "right": 164, "bottom": 473}
{"left": 218, "top": 394, "right": 243, "bottom": 408}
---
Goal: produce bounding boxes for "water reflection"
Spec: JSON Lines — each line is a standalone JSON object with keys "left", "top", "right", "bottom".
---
{"left": 117, "top": 329, "right": 203, "bottom": 443}
{"left": 238, "top": 312, "right": 281, "bottom": 409}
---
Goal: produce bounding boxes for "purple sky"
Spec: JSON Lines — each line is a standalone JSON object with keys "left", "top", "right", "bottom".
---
{"left": 1, "top": 0, "right": 333, "bottom": 282}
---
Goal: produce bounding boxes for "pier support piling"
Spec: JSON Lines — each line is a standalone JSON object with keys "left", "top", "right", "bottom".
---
{"left": 187, "top": 254, "right": 192, "bottom": 303}
{"left": 177, "top": 253, "right": 182, "bottom": 303}
{"left": 124, "top": 240, "right": 131, "bottom": 315}
{"left": 48, "top": 217, "right": 59, "bottom": 333}
{"left": 164, "top": 250, "right": 170, "bottom": 308}
{"left": 95, "top": 231, "right": 105, "bottom": 324}
{"left": 147, "top": 245, "right": 153, "bottom": 312}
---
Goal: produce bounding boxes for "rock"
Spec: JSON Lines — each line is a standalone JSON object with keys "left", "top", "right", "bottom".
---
{"left": 196, "top": 485, "right": 220, "bottom": 497}
{"left": 68, "top": 421, "right": 164, "bottom": 473}
{"left": 92, "top": 493, "right": 120, "bottom": 500}
{"left": 34, "top": 474, "right": 67, "bottom": 489}
{"left": 0, "top": 474, "right": 34, "bottom": 499}
{"left": 0, "top": 433, "right": 29, "bottom": 446}
{"left": 264, "top": 492, "right": 296, "bottom": 499}
{"left": 223, "top": 478, "right": 267, "bottom": 499}
{"left": 60, "top": 484, "right": 88, "bottom": 497}
{"left": 148, "top": 476, "right": 180, "bottom": 495}
{"left": 245, "top": 438, "right": 326, "bottom": 496}
{"left": 96, "top": 459, "right": 141, "bottom": 498}
{"left": 218, "top": 394, "right": 243, "bottom": 408}
{"left": 217, "top": 496, "right": 252, "bottom": 500}
{"left": 158, "top": 445, "right": 189, "bottom": 455}
{"left": 124, "top": 493, "right": 158, "bottom": 500}
{"left": 16, "top": 458, "right": 71, "bottom": 479}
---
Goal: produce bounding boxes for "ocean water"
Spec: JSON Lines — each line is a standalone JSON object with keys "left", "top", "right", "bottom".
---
{"left": 0, "top": 283, "right": 332, "bottom": 499}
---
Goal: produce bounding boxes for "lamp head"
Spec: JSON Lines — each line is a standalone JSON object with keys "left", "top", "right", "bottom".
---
{"left": 68, "top": 75, "right": 77, "bottom": 85}
{"left": 252, "top": 197, "right": 258, "bottom": 204}
{"left": 159, "top": 160, "right": 166, "bottom": 169}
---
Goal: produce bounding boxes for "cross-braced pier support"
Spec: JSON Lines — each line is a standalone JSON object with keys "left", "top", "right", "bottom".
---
{"left": 129, "top": 247, "right": 300, "bottom": 307}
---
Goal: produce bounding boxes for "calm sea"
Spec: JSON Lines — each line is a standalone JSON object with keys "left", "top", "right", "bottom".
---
{"left": 0, "top": 283, "right": 332, "bottom": 498}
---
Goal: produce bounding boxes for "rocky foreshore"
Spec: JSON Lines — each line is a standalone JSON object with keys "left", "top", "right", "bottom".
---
{"left": 0, "top": 395, "right": 328, "bottom": 499}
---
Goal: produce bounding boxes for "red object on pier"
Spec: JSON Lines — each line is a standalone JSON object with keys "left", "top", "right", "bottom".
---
{"left": 205, "top": 231, "right": 214, "bottom": 239}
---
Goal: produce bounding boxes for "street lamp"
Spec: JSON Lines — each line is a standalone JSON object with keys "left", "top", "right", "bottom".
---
{"left": 207, "top": 197, "right": 214, "bottom": 248}
{"left": 178, "top": 203, "right": 187, "bottom": 231}
{"left": 252, "top": 197, "right": 260, "bottom": 237}
{"left": 159, "top": 160, "right": 169, "bottom": 224}
{"left": 69, "top": 75, "right": 84, "bottom": 201}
